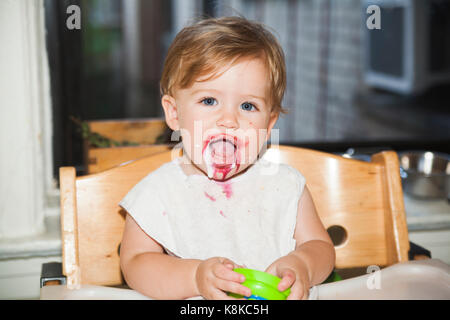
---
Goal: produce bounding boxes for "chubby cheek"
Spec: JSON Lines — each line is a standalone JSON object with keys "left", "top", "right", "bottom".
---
{"left": 238, "top": 121, "right": 269, "bottom": 166}
{"left": 177, "top": 113, "right": 209, "bottom": 164}
{"left": 246, "top": 136, "right": 267, "bottom": 168}
{"left": 180, "top": 130, "right": 205, "bottom": 166}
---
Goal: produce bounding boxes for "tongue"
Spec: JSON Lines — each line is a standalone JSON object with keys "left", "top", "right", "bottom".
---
{"left": 210, "top": 140, "right": 236, "bottom": 164}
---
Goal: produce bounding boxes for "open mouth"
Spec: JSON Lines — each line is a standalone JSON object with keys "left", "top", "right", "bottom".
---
{"left": 203, "top": 134, "right": 240, "bottom": 179}
{"left": 209, "top": 137, "right": 237, "bottom": 164}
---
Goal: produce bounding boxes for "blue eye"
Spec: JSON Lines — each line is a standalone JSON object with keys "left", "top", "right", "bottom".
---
{"left": 240, "top": 102, "right": 256, "bottom": 111}
{"left": 201, "top": 97, "right": 217, "bottom": 106}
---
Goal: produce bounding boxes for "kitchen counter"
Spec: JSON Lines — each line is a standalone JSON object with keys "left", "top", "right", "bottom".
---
{"left": 404, "top": 194, "right": 450, "bottom": 264}
{"left": 403, "top": 194, "right": 450, "bottom": 231}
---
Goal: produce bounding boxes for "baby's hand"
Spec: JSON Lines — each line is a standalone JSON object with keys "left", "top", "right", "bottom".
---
{"left": 265, "top": 255, "right": 310, "bottom": 300}
{"left": 195, "top": 257, "right": 251, "bottom": 300}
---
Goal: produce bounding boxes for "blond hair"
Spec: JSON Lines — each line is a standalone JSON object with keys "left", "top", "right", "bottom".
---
{"left": 160, "top": 16, "right": 287, "bottom": 114}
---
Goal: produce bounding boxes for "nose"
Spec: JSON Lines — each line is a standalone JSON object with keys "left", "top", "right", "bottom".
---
{"left": 216, "top": 107, "right": 239, "bottom": 130}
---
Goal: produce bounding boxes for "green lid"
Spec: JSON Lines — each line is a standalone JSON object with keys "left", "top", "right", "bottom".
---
{"left": 323, "top": 271, "right": 342, "bottom": 283}
{"left": 228, "top": 268, "right": 291, "bottom": 300}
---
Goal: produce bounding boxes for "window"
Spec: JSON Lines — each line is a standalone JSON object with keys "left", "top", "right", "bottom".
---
{"left": 45, "top": 0, "right": 176, "bottom": 177}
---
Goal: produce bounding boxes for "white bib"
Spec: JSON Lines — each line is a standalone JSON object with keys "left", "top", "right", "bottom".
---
{"left": 120, "top": 157, "right": 306, "bottom": 271}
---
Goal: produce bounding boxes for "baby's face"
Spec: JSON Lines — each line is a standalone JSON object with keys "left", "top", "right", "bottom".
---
{"left": 162, "top": 57, "right": 278, "bottom": 180}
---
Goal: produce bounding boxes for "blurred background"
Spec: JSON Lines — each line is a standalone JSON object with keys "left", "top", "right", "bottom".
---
{"left": 0, "top": 0, "right": 449, "bottom": 299}
{"left": 45, "top": 0, "right": 450, "bottom": 177}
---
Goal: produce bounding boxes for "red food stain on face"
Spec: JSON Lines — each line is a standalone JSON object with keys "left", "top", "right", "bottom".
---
{"left": 219, "top": 210, "right": 226, "bottom": 218}
{"left": 212, "top": 165, "right": 237, "bottom": 181}
{"left": 202, "top": 137, "right": 212, "bottom": 155}
{"left": 204, "top": 191, "right": 216, "bottom": 201}
{"left": 162, "top": 211, "right": 167, "bottom": 216}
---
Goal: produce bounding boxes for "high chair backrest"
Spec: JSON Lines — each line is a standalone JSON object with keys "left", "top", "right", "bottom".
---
{"left": 59, "top": 145, "right": 409, "bottom": 287}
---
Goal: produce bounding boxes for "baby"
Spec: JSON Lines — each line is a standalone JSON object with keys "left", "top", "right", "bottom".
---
{"left": 119, "top": 16, "right": 335, "bottom": 300}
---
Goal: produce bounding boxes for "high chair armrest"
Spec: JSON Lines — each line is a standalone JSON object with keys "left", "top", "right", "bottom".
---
{"left": 40, "top": 262, "right": 67, "bottom": 287}
{"left": 408, "top": 241, "right": 432, "bottom": 260}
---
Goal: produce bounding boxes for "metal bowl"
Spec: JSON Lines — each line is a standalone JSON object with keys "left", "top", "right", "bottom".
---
{"left": 398, "top": 151, "right": 450, "bottom": 199}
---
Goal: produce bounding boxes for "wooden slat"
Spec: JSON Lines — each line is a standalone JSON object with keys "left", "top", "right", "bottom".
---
{"left": 59, "top": 167, "right": 81, "bottom": 289}
{"left": 372, "top": 151, "right": 410, "bottom": 264}
{"left": 87, "top": 144, "right": 172, "bottom": 174}
{"left": 87, "top": 118, "right": 168, "bottom": 145}
{"left": 84, "top": 118, "right": 171, "bottom": 174}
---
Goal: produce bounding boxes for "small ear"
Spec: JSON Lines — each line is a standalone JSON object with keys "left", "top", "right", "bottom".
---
{"left": 161, "top": 95, "right": 179, "bottom": 131}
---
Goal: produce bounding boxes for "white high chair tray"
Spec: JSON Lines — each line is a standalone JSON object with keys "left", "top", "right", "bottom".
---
{"left": 40, "top": 259, "right": 450, "bottom": 300}
{"left": 316, "top": 258, "right": 450, "bottom": 299}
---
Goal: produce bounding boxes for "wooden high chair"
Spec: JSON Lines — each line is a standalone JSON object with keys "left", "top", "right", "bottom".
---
{"left": 53, "top": 145, "right": 411, "bottom": 289}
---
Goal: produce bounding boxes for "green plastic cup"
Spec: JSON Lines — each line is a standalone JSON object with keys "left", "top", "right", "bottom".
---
{"left": 228, "top": 268, "right": 291, "bottom": 300}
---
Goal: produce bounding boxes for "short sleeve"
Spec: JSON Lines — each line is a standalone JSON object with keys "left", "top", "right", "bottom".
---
{"left": 278, "top": 163, "right": 307, "bottom": 252}
{"left": 118, "top": 166, "right": 177, "bottom": 251}
{"left": 290, "top": 165, "right": 306, "bottom": 199}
